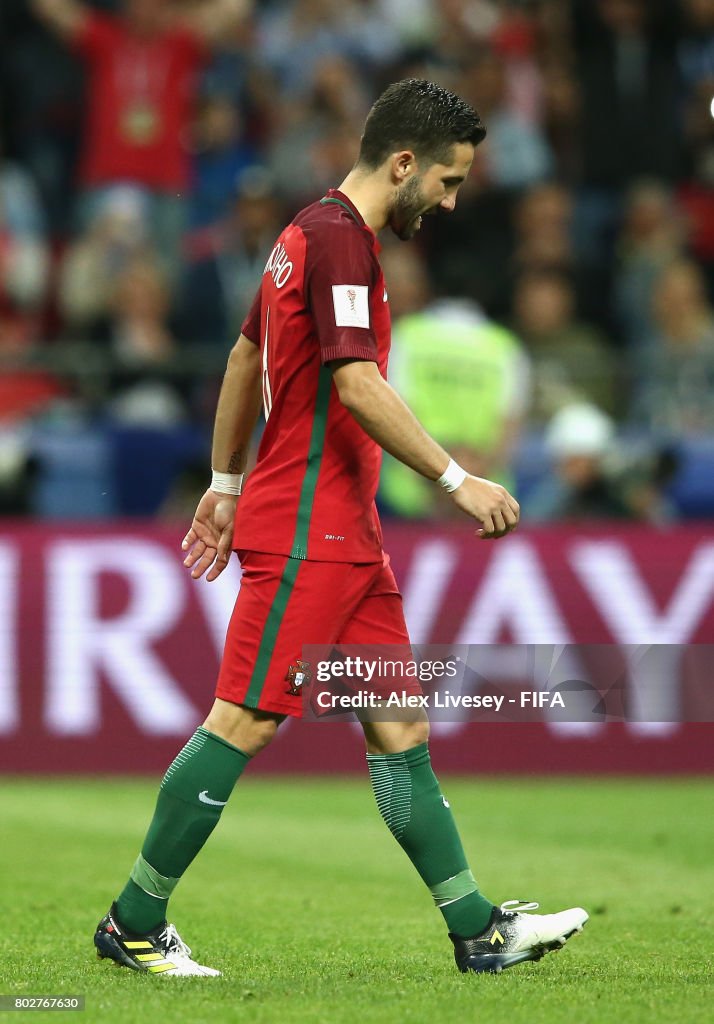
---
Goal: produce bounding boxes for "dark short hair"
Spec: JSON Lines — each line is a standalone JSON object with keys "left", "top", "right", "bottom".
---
{"left": 357, "top": 79, "right": 486, "bottom": 169}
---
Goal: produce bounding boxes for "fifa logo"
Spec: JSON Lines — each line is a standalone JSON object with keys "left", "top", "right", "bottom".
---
{"left": 347, "top": 288, "right": 357, "bottom": 312}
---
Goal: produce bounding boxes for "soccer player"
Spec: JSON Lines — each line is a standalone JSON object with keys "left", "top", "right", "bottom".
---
{"left": 94, "top": 79, "right": 588, "bottom": 977}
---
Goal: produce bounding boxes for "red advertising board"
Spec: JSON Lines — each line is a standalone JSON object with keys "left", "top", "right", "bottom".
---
{"left": 0, "top": 522, "right": 712, "bottom": 774}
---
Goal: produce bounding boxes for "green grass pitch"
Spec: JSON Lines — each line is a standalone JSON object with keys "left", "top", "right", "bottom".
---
{"left": 1, "top": 776, "right": 712, "bottom": 1024}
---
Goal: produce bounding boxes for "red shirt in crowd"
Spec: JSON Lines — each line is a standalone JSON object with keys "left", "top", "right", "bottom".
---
{"left": 74, "top": 12, "right": 205, "bottom": 191}
{"left": 235, "top": 189, "right": 391, "bottom": 563}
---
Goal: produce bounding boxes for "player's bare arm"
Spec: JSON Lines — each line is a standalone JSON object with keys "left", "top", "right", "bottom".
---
{"left": 182, "top": 335, "right": 262, "bottom": 581}
{"left": 32, "top": 0, "right": 87, "bottom": 39}
{"left": 331, "top": 358, "right": 520, "bottom": 538}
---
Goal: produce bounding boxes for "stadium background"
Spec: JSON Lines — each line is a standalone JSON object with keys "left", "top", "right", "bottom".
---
{"left": 0, "top": 0, "right": 713, "bottom": 775}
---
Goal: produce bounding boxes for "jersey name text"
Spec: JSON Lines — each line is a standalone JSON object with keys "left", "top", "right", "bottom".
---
{"left": 264, "top": 241, "right": 294, "bottom": 289}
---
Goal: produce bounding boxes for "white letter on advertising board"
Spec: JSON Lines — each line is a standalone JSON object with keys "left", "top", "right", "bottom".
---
{"left": 571, "top": 541, "right": 714, "bottom": 735}
{"left": 401, "top": 539, "right": 459, "bottom": 643}
{"left": 571, "top": 541, "right": 714, "bottom": 643}
{"left": 45, "top": 539, "right": 199, "bottom": 735}
{"left": 456, "top": 539, "right": 573, "bottom": 644}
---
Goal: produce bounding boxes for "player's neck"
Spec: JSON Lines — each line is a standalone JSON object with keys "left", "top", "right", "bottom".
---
{"left": 337, "top": 168, "right": 391, "bottom": 235}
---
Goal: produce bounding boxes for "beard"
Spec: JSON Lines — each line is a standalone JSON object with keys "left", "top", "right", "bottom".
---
{"left": 388, "top": 176, "right": 431, "bottom": 241}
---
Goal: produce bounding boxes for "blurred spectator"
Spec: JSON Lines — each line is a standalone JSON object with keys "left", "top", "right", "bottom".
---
{"left": 197, "top": 12, "right": 277, "bottom": 168}
{"left": 435, "top": 0, "right": 501, "bottom": 65}
{"left": 199, "top": 5, "right": 254, "bottom": 105}
{"left": 377, "top": 242, "right": 431, "bottom": 320}
{"left": 633, "top": 259, "right": 714, "bottom": 435}
{"left": 419, "top": 164, "right": 517, "bottom": 315}
{"left": 513, "top": 269, "right": 620, "bottom": 420}
{"left": 304, "top": 120, "right": 363, "bottom": 200}
{"left": 31, "top": 0, "right": 251, "bottom": 273}
{"left": 256, "top": 0, "right": 396, "bottom": 96}
{"left": 572, "top": 0, "right": 683, "bottom": 188}
{"left": 0, "top": 147, "right": 62, "bottom": 422}
{"left": 614, "top": 179, "right": 687, "bottom": 350}
{"left": 512, "top": 181, "right": 574, "bottom": 275}
{"left": 0, "top": 0, "right": 86, "bottom": 234}
{"left": 180, "top": 167, "right": 282, "bottom": 346}
{"left": 257, "top": 0, "right": 343, "bottom": 94}
{"left": 111, "top": 255, "right": 175, "bottom": 367}
{"left": 677, "top": 84, "right": 714, "bottom": 285}
{"left": 0, "top": 145, "right": 59, "bottom": 454}
{"left": 380, "top": 247, "right": 530, "bottom": 519}
{"left": 678, "top": 0, "right": 714, "bottom": 116}
{"left": 189, "top": 94, "right": 258, "bottom": 229}
{"left": 677, "top": 0, "right": 714, "bottom": 284}
{"left": 340, "top": 0, "right": 404, "bottom": 70}
{"left": 267, "top": 55, "right": 368, "bottom": 206}
{"left": 58, "top": 185, "right": 151, "bottom": 336}
{"left": 105, "top": 255, "right": 187, "bottom": 426}
{"left": 265, "top": 98, "right": 328, "bottom": 208}
{"left": 433, "top": 1, "right": 544, "bottom": 121}
{"left": 458, "top": 49, "right": 554, "bottom": 190}
{"left": 535, "top": 0, "right": 574, "bottom": 66}
{"left": 621, "top": 442, "right": 680, "bottom": 524}
{"left": 525, "top": 402, "right": 632, "bottom": 521}
{"left": 571, "top": 0, "right": 683, "bottom": 282}
{"left": 0, "top": 152, "right": 50, "bottom": 344}
{"left": 513, "top": 180, "right": 613, "bottom": 331}
{"left": 526, "top": 400, "right": 678, "bottom": 523}
{"left": 539, "top": 57, "right": 581, "bottom": 181}
{"left": 372, "top": 0, "right": 436, "bottom": 50}
{"left": 493, "top": 3, "right": 545, "bottom": 126}
{"left": 311, "top": 53, "right": 371, "bottom": 129}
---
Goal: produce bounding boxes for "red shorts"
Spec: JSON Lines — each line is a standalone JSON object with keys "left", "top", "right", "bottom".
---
{"left": 216, "top": 551, "right": 413, "bottom": 717}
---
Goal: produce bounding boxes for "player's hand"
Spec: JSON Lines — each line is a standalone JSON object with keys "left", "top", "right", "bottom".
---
{"left": 181, "top": 488, "right": 238, "bottom": 581}
{"left": 449, "top": 475, "right": 520, "bottom": 539}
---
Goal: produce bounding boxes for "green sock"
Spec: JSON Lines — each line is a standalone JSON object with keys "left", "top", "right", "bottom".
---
{"left": 115, "top": 727, "right": 250, "bottom": 934}
{"left": 367, "top": 742, "right": 493, "bottom": 937}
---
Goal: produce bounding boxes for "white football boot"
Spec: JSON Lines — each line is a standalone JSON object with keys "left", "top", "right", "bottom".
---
{"left": 451, "top": 900, "right": 589, "bottom": 974}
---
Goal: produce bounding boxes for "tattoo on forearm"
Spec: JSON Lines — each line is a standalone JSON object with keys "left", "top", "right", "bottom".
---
{"left": 227, "top": 450, "right": 243, "bottom": 473}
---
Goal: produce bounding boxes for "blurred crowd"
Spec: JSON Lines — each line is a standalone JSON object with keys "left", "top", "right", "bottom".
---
{"left": 1, "top": 0, "right": 713, "bottom": 521}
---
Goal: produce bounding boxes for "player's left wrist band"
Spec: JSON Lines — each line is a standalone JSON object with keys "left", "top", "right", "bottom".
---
{"left": 437, "top": 459, "right": 467, "bottom": 493}
{"left": 210, "top": 470, "right": 243, "bottom": 495}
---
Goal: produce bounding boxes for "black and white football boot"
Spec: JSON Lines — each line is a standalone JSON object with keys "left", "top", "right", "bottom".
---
{"left": 451, "top": 900, "right": 588, "bottom": 974}
{"left": 94, "top": 903, "right": 220, "bottom": 976}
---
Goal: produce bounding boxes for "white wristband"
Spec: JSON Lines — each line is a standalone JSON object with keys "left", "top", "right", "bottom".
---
{"left": 211, "top": 470, "right": 243, "bottom": 496}
{"left": 437, "top": 459, "right": 467, "bottom": 493}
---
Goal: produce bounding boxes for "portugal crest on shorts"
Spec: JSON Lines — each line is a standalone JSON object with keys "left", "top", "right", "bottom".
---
{"left": 285, "top": 660, "right": 311, "bottom": 696}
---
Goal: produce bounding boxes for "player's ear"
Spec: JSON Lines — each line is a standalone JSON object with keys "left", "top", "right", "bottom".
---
{"left": 390, "top": 150, "right": 417, "bottom": 184}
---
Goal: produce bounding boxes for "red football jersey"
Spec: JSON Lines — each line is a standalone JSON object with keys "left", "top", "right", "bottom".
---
{"left": 235, "top": 189, "right": 391, "bottom": 562}
{"left": 74, "top": 12, "right": 205, "bottom": 190}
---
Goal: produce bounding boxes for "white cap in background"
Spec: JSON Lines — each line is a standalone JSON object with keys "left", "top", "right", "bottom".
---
{"left": 545, "top": 402, "right": 615, "bottom": 458}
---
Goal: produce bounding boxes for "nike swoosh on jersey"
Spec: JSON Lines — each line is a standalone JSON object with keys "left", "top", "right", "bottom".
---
{"left": 198, "top": 790, "right": 228, "bottom": 806}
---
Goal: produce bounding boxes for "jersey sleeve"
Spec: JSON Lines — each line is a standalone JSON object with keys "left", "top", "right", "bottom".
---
{"left": 240, "top": 285, "right": 262, "bottom": 344}
{"left": 304, "top": 220, "right": 379, "bottom": 364}
{"left": 73, "top": 11, "right": 119, "bottom": 61}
